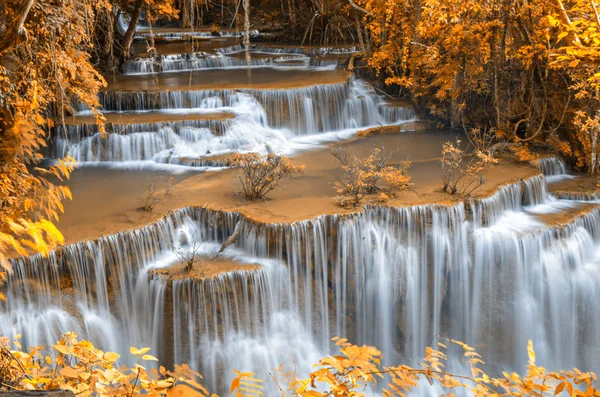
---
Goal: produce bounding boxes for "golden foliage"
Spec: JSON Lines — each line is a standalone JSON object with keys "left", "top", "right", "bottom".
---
{"left": 332, "top": 145, "right": 411, "bottom": 208}
{"left": 440, "top": 138, "right": 498, "bottom": 196}
{"left": 0, "top": 333, "right": 210, "bottom": 396}
{"left": 511, "top": 143, "right": 539, "bottom": 163}
{"left": 357, "top": 0, "right": 600, "bottom": 174}
{"left": 229, "top": 152, "right": 305, "bottom": 200}
{"left": 0, "top": 0, "right": 107, "bottom": 276}
{"left": 272, "top": 337, "right": 600, "bottom": 397}
{"left": 1, "top": 334, "right": 599, "bottom": 397}
{"left": 230, "top": 370, "right": 264, "bottom": 397}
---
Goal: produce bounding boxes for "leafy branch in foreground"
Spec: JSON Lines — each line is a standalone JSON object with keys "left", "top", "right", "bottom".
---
{"left": 0, "top": 333, "right": 209, "bottom": 396}
{"left": 271, "top": 337, "right": 599, "bottom": 397}
{"left": 1, "top": 333, "right": 597, "bottom": 397}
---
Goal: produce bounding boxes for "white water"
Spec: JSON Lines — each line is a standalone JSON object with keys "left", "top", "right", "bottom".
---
{"left": 57, "top": 79, "right": 417, "bottom": 168}
{"left": 3, "top": 175, "right": 600, "bottom": 394}
{"left": 10, "top": 42, "right": 599, "bottom": 395}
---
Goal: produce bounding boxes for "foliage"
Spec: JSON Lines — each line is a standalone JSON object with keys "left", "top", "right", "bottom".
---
{"left": 332, "top": 145, "right": 411, "bottom": 208}
{"left": 272, "top": 337, "right": 600, "bottom": 397}
{"left": 440, "top": 138, "right": 498, "bottom": 196}
{"left": 138, "top": 176, "right": 175, "bottom": 212}
{"left": 229, "top": 153, "right": 305, "bottom": 201}
{"left": 0, "top": 332, "right": 211, "bottom": 396}
{"left": 357, "top": 0, "right": 600, "bottom": 175}
{"left": 230, "top": 370, "right": 264, "bottom": 397}
{"left": 0, "top": 0, "right": 108, "bottom": 279}
{"left": 511, "top": 143, "right": 539, "bottom": 163}
{"left": 1, "top": 334, "right": 599, "bottom": 397}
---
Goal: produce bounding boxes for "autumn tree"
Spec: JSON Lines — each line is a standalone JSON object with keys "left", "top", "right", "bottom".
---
{"left": 0, "top": 0, "right": 108, "bottom": 274}
{"left": 357, "top": 0, "right": 600, "bottom": 175}
{"left": 547, "top": 0, "right": 600, "bottom": 175}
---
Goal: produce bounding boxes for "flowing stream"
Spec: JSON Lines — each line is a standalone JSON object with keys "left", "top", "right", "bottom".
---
{"left": 4, "top": 36, "right": 600, "bottom": 395}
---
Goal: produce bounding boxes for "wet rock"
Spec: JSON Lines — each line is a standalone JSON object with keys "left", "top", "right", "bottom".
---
{"left": 0, "top": 391, "right": 75, "bottom": 397}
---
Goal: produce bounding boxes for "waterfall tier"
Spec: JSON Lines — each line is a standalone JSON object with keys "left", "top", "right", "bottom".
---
{"left": 55, "top": 79, "right": 416, "bottom": 164}
{"left": 4, "top": 174, "right": 600, "bottom": 394}
{"left": 82, "top": 81, "right": 415, "bottom": 134}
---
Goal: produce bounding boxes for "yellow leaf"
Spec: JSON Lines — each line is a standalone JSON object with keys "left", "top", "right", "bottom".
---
{"left": 527, "top": 340, "right": 536, "bottom": 364}
{"left": 60, "top": 366, "right": 79, "bottom": 379}
{"left": 54, "top": 343, "right": 71, "bottom": 355}
{"left": 141, "top": 354, "right": 158, "bottom": 361}
{"left": 168, "top": 384, "right": 206, "bottom": 397}
{"left": 104, "top": 351, "right": 120, "bottom": 362}
{"left": 138, "top": 347, "right": 151, "bottom": 355}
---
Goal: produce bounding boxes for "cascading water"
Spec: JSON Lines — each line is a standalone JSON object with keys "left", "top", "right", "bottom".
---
{"left": 11, "top": 37, "right": 600, "bottom": 396}
{"left": 4, "top": 174, "right": 600, "bottom": 394}
{"left": 56, "top": 79, "right": 416, "bottom": 166}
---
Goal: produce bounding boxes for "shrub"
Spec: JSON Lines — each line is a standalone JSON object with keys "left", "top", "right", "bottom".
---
{"left": 138, "top": 176, "right": 174, "bottom": 212}
{"left": 441, "top": 138, "right": 498, "bottom": 196}
{"left": 511, "top": 142, "right": 539, "bottom": 163}
{"left": 1, "top": 333, "right": 598, "bottom": 397}
{"left": 229, "top": 153, "right": 305, "bottom": 201}
{"left": 332, "top": 145, "right": 411, "bottom": 208}
{"left": 173, "top": 236, "right": 204, "bottom": 273}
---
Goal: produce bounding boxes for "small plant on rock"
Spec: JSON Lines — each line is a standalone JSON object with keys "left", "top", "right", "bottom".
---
{"left": 173, "top": 237, "right": 204, "bottom": 273}
{"left": 332, "top": 145, "right": 411, "bottom": 208}
{"left": 138, "top": 176, "right": 174, "bottom": 212}
{"left": 229, "top": 152, "right": 305, "bottom": 200}
{"left": 440, "top": 138, "right": 498, "bottom": 196}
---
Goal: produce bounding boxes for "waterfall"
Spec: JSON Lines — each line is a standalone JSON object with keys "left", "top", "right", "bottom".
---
{"left": 123, "top": 53, "right": 295, "bottom": 74}
{"left": 3, "top": 175, "right": 600, "bottom": 393}
{"left": 134, "top": 30, "right": 260, "bottom": 40}
{"left": 215, "top": 45, "right": 361, "bottom": 57}
{"left": 535, "top": 156, "right": 567, "bottom": 176}
{"left": 79, "top": 81, "right": 414, "bottom": 134}
{"left": 56, "top": 80, "right": 417, "bottom": 165}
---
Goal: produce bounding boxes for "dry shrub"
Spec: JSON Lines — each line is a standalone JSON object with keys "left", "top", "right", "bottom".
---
{"left": 332, "top": 145, "right": 411, "bottom": 208}
{"left": 229, "top": 153, "right": 305, "bottom": 200}
{"left": 441, "top": 137, "right": 498, "bottom": 196}
{"left": 138, "top": 176, "right": 174, "bottom": 212}
{"left": 173, "top": 233, "right": 205, "bottom": 273}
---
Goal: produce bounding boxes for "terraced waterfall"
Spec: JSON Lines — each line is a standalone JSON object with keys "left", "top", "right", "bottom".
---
{"left": 3, "top": 35, "right": 600, "bottom": 395}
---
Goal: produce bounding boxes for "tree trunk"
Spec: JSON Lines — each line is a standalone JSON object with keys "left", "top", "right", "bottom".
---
{"left": 287, "top": 0, "right": 296, "bottom": 35}
{"left": 590, "top": 127, "right": 598, "bottom": 175}
{"left": 101, "top": 8, "right": 115, "bottom": 66}
{"left": 121, "top": 0, "right": 143, "bottom": 61}
{"left": 243, "top": 0, "right": 251, "bottom": 78}
{"left": 182, "top": 0, "right": 192, "bottom": 28}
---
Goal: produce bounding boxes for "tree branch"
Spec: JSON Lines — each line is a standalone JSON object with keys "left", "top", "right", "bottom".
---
{"left": 348, "top": 0, "right": 372, "bottom": 15}
{"left": 0, "top": 0, "right": 36, "bottom": 55}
